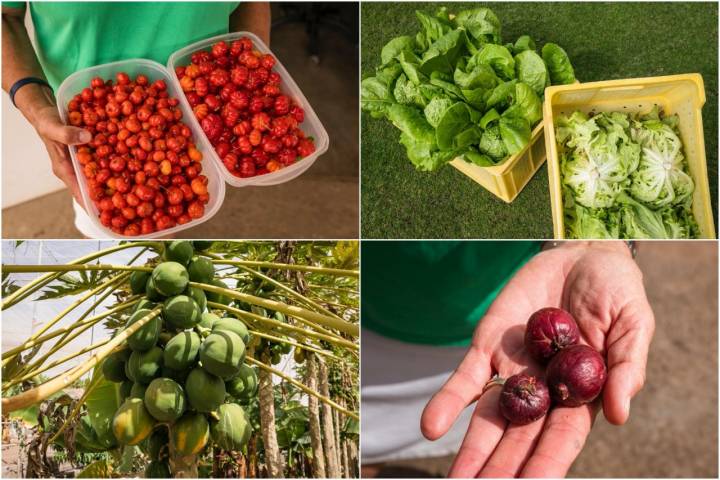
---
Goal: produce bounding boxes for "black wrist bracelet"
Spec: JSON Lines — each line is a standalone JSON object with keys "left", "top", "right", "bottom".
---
{"left": 9, "top": 77, "right": 52, "bottom": 108}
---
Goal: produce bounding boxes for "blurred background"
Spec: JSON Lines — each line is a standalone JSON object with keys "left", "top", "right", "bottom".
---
{"left": 2, "top": 2, "right": 358, "bottom": 238}
{"left": 362, "top": 241, "right": 718, "bottom": 478}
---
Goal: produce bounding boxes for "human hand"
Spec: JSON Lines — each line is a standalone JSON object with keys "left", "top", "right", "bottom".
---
{"left": 31, "top": 102, "right": 91, "bottom": 205}
{"left": 420, "top": 241, "right": 655, "bottom": 478}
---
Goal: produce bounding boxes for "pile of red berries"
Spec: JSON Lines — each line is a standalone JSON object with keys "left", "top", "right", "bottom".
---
{"left": 176, "top": 37, "right": 316, "bottom": 178}
{"left": 67, "top": 73, "right": 209, "bottom": 236}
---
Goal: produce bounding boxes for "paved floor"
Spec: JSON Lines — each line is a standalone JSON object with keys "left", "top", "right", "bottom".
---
{"left": 2, "top": 5, "right": 359, "bottom": 239}
{"left": 367, "top": 242, "right": 718, "bottom": 478}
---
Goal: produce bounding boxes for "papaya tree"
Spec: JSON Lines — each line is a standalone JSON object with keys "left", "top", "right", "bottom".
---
{"left": 1, "top": 240, "right": 359, "bottom": 478}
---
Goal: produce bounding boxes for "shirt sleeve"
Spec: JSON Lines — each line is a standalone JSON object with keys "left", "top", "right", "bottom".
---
{"left": 2, "top": 2, "right": 26, "bottom": 9}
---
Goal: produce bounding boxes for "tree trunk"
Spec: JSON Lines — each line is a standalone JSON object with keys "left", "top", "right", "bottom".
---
{"left": 333, "top": 405, "right": 343, "bottom": 475}
{"left": 347, "top": 440, "right": 359, "bottom": 478}
{"left": 169, "top": 453, "right": 199, "bottom": 478}
{"left": 306, "top": 353, "right": 327, "bottom": 478}
{"left": 319, "top": 358, "right": 341, "bottom": 478}
{"left": 258, "top": 357, "right": 283, "bottom": 478}
{"left": 341, "top": 439, "right": 350, "bottom": 478}
{"left": 169, "top": 430, "right": 198, "bottom": 478}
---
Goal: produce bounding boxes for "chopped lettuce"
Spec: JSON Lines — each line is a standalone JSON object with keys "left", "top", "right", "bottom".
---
{"left": 557, "top": 109, "right": 698, "bottom": 239}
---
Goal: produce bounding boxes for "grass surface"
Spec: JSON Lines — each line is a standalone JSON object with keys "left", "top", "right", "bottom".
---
{"left": 361, "top": 2, "right": 718, "bottom": 238}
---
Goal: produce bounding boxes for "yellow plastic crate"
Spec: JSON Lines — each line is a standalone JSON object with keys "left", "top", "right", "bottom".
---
{"left": 449, "top": 121, "right": 547, "bottom": 203}
{"left": 543, "top": 73, "right": 715, "bottom": 239}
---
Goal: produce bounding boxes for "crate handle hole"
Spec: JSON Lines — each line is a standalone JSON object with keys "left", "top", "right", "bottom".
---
{"left": 598, "top": 85, "right": 644, "bottom": 93}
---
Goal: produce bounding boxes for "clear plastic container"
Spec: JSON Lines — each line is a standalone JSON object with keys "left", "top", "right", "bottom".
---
{"left": 56, "top": 58, "right": 226, "bottom": 239}
{"left": 167, "top": 31, "right": 330, "bottom": 187}
{"left": 543, "top": 73, "right": 715, "bottom": 239}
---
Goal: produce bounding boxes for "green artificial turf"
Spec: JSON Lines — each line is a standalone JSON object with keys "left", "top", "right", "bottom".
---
{"left": 361, "top": 2, "right": 718, "bottom": 239}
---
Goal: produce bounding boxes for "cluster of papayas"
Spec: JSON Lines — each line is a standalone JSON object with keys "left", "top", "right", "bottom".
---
{"left": 99, "top": 241, "right": 256, "bottom": 476}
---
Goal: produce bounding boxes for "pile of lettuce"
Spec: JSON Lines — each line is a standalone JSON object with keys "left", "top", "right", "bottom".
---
{"left": 558, "top": 107, "right": 698, "bottom": 238}
{"left": 361, "top": 7, "right": 576, "bottom": 171}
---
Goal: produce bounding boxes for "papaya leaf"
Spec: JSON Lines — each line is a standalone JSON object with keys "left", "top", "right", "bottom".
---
{"left": 76, "top": 459, "right": 113, "bottom": 478}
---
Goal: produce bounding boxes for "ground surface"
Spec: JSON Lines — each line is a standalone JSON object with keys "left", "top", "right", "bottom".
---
{"left": 361, "top": 2, "right": 718, "bottom": 239}
{"left": 2, "top": 4, "right": 359, "bottom": 239}
{"left": 367, "top": 242, "right": 718, "bottom": 478}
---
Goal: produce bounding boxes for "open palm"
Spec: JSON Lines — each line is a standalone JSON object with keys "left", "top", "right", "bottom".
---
{"left": 420, "top": 242, "right": 655, "bottom": 478}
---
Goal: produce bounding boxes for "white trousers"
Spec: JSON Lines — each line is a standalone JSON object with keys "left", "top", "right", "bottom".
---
{"left": 361, "top": 329, "right": 475, "bottom": 464}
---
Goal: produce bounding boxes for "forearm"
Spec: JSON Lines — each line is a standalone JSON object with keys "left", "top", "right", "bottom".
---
{"left": 230, "top": 2, "right": 271, "bottom": 45}
{"left": 2, "top": 8, "right": 54, "bottom": 124}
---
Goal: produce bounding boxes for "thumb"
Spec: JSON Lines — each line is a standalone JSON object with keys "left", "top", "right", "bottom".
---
{"left": 38, "top": 112, "right": 92, "bottom": 145}
{"left": 602, "top": 298, "right": 655, "bottom": 425}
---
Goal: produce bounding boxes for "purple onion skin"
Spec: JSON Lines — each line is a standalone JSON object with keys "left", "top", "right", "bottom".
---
{"left": 499, "top": 374, "right": 551, "bottom": 425}
{"left": 524, "top": 307, "right": 580, "bottom": 362}
{"left": 546, "top": 345, "right": 607, "bottom": 407}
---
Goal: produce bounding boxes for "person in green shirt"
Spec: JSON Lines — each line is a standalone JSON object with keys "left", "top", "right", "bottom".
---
{"left": 2, "top": 2, "right": 269, "bottom": 236}
{"left": 362, "top": 241, "right": 654, "bottom": 478}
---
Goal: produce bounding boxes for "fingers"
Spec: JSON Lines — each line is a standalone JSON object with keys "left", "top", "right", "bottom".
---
{"left": 420, "top": 347, "right": 492, "bottom": 441}
{"left": 37, "top": 110, "right": 91, "bottom": 145}
{"left": 478, "top": 419, "right": 545, "bottom": 478}
{"left": 447, "top": 387, "right": 506, "bottom": 478}
{"left": 603, "top": 298, "right": 655, "bottom": 425}
{"left": 45, "top": 142, "right": 83, "bottom": 205}
{"left": 520, "top": 403, "right": 598, "bottom": 478}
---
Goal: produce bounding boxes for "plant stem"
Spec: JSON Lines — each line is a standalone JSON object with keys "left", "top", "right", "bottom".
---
{"left": 2, "top": 264, "right": 152, "bottom": 273}
{"left": 210, "top": 259, "right": 359, "bottom": 278}
{"left": 233, "top": 265, "right": 347, "bottom": 322}
{"left": 6, "top": 336, "right": 112, "bottom": 388}
{"left": 248, "top": 330, "right": 340, "bottom": 360}
{"left": 208, "top": 302, "right": 358, "bottom": 351}
{"left": 2, "top": 307, "right": 161, "bottom": 412}
{"left": 193, "top": 282, "right": 358, "bottom": 337}
{"left": 246, "top": 357, "right": 359, "bottom": 420}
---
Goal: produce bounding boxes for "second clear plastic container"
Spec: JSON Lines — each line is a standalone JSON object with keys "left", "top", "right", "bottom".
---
{"left": 167, "top": 31, "right": 330, "bottom": 187}
{"left": 56, "top": 58, "right": 226, "bottom": 239}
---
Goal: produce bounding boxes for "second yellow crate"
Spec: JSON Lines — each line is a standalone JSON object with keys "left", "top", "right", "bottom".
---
{"left": 543, "top": 73, "right": 715, "bottom": 239}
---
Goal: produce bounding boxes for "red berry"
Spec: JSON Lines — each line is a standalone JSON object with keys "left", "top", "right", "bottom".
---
{"left": 262, "top": 137, "right": 282, "bottom": 154}
{"left": 251, "top": 112, "right": 271, "bottom": 131}
{"left": 230, "top": 40, "right": 244, "bottom": 57}
{"left": 194, "top": 77, "right": 209, "bottom": 97}
{"left": 230, "top": 66, "right": 249, "bottom": 86}
{"left": 191, "top": 50, "right": 211, "bottom": 65}
{"left": 200, "top": 114, "right": 223, "bottom": 141}
{"left": 239, "top": 160, "right": 256, "bottom": 177}
{"left": 291, "top": 105, "right": 305, "bottom": 122}
{"left": 297, "top": 138, "right": 315, "bottom": 157}
{"left": 209, "top": 69, "right": 230, "bottom": 87}
{"left": 260, "top": 54, "right": 275, "bottom": 70}
{"left": 229, "top": 90, "right": 249, "bottom": 110}
{"left": 212, "top": 41, "right": 229, "bottom": 58}
{"left": 282, "top": 134, "right": 299, "bottom": 148}
{"left": 187, "top": 201, "right": 205, "bottom": 219}
{"left": 274, "top": 95, "right": 291, "bottom": 116}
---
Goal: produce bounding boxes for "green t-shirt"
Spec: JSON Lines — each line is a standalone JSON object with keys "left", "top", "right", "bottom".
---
{"left": 362, "top": 241, "right": 541, "bottom": 346}
{"left": 4, "top": 1, "right": 240, "bottom": 90}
